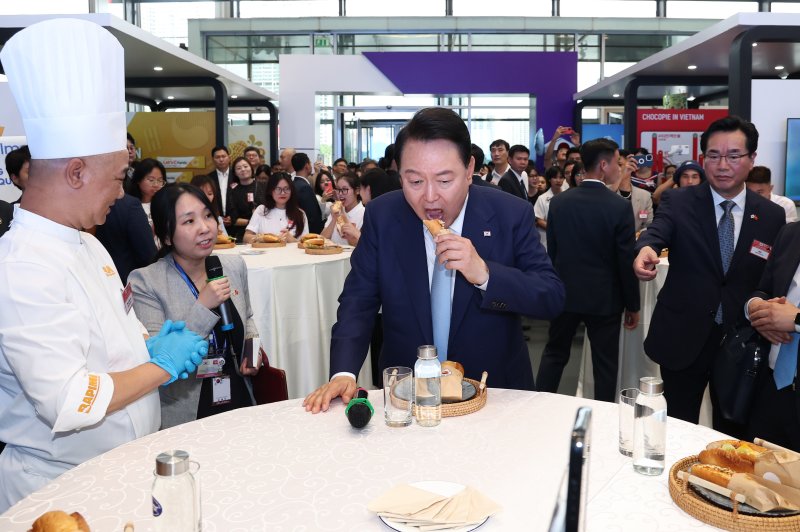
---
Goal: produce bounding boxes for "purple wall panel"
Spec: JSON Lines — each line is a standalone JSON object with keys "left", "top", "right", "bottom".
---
{"left": 363, "top": 51, "right": 577, "bottom": 153}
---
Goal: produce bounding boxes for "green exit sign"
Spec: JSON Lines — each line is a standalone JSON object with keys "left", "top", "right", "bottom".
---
{"left": 314, "top": 35, "right": 332, "bottom": 48}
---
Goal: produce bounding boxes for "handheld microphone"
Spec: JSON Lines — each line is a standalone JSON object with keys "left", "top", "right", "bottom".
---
{"left": 204, "top": 255, "right": 235, "bottom": 332}
{"left": 345, "top": 388, "right": 374, "bottom": 429}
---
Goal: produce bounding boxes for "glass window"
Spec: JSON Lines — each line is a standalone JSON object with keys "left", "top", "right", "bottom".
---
{"left": 469, "top": 33, "right": 564, "bottom": 52}
{"left": 352, "top": 95, "right": 438, "bottom": 107}
{"left": 561, "top": 0, "right": 654, "bottom": 17}
{"left": 239, "top": 1, "right": 338, "bottom": 17}
{"left": 337, "top": 33, "right": 441, "bottom": 54}
{"left": 666, "top": 1, "right": 758, "bottom": 18}
{"left": 346, "top": 0, "right": 445, "bottom": 16}
{"left": 768, "top": 2, "right": 800, "bottom": 12}
{"left": 452, "top": 0, "right": 550, "bottom": 16}
{"left": 252, "top": 63, "right": 280, "bottom": 94}
{"left": 140, "top": 1, "right": 216, "bottom": 47}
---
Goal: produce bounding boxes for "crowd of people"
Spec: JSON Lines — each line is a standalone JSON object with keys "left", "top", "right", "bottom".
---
{"left": 3, "top": 16, "right": 800, "bottom": 515}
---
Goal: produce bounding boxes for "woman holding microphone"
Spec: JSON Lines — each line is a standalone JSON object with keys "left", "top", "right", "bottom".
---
{"left": 129, "top": 183, "right": 261, "bottom": 429}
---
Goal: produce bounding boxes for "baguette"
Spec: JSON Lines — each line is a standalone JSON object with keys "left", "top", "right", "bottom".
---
{"left": 699, "top": 440, "right": 769, "bottom": 473}
{"left": 423, "top": 219, "right": 450, "bottom": 237}
{"left": 256, "top": 233, "right": 282, "bottom": 243}
{"left": 690, "top": 463, "right": 735, "bottom": 488}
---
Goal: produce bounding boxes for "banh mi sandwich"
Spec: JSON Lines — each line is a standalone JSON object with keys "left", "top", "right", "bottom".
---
{"left": 331, "top": 200, "right": 343, "bottom": 216}
{"left": 699, "top": 440, "right": 769, "bottom": 474}
{"left": 690, "top": 463, "right": 736, "bottom": 488}
{"left": 300, "top": 233, "right": 320, "bottom": 243}
{"left": 302, "top": 237, "right": 327, "bottom": 249}
{"left": 255, "top": 233, "right": 282, "bottom": 243}
{"left": 423, "top": 218, "right": 451, "bottom": 237}
{"left": 216, "top": 233, "right": 235, "bottom": 244}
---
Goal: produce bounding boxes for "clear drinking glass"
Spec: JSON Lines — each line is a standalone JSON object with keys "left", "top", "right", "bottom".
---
{"left": 618, "top": 388, "right": 638, "bottom": 457}
{"left": 383, "top": 366, "right": 413, "bottom": 427}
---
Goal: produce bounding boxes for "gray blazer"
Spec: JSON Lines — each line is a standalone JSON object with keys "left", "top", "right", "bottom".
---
{"left": 620, "top": 186, "right": 654, "bottom": 232}
{"left": 129, "top": 253, "right": 258, "bottom": 429}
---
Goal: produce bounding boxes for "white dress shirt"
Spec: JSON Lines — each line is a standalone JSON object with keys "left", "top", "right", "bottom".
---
{"left": 217, "top": 168, "right": 230, "bottom": 214}
{"left": 0, "top": 207, "right": 159, "bottom": 511}
{"left": 771, "top": 193, "right": 798, "bottom": 223}
{"left": 534, "top": 189, "right": 557, "bottom": 249}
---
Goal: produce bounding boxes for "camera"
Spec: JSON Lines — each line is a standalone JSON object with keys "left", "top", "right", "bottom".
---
{"left": 634, "top": 154, "right": 654, "bottom": 168}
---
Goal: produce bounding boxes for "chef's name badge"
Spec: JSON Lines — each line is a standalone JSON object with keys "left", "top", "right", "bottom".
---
{"left": 638, "top": 209, "right": 649, "bottom": 220}
{"left": 121, "top": 282, "right": 134, "bottom": 314}
{"left": 197, "top": 357, "right": 226, "bottom": 378}
{"left": 749, "top": 239, "right": 771, "bottom": 260}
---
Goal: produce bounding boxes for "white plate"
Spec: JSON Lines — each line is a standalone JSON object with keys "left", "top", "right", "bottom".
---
{"left": 378, "top": 481, "right": 490, "bottom": 532}
{"left": 241, "top": 249, "right": 266, "bottom": 255}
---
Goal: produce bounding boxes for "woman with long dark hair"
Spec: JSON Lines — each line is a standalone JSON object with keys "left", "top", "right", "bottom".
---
{"left": 243, "top": 172, "right": 308, "bottom": 243}
{"left": 129, "top": 183, "right": 261, "bottom": 428}
{"left": 320, "top": 172, "right": 364, "bottom": 246}
{"left": 226, "top": 156, "right": 257, "bottom": 240}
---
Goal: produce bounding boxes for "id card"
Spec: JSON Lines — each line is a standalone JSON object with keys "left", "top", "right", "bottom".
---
{"left": 212, "top": 376, "right": 231, "bottom": 405}
{"left": 750, "top": 239, "right": 771, "bottom": 260}
{"left": 638, "top": 210, "right": 649, "bottom": 220}
{"left": 247, "top": 192, "right": 254, "bottom": 203}
{"left": 121, "top": 282, "right": 134, "bottom": 314}
{"left": 196, "top": 357, "right": 225, "bottom": 378}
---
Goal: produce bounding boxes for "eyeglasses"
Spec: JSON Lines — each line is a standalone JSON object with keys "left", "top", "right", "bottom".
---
{"left": 574, "top": 172, "right": 586, "bottom": 177}
{"left": 274, "top": 187, "right": 291, "bottom": 194}
{"left": 705, "top": 152, "right": 750, "bottom": 165}
{"left": 335, "top": 187, "right": 352, "bottom": 194}
{"left": 145, "top": 177, "right": 166, "bottom": 186}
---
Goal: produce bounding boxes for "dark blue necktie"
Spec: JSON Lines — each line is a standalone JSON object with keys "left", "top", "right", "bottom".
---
{"left": 715, "top": 200, "right": 735, "bottom": 324}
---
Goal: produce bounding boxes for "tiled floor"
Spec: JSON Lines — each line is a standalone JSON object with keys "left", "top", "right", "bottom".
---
{"left": 524, "top": 317, "right": 585, "bottom": 396}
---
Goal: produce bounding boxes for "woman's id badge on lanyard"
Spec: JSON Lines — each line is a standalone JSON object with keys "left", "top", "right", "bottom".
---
{"left": 212, "top": 376, "right": 231, "bottom": 405}
{"left": 197, "top": 355, "right": 225, "bottom": 378}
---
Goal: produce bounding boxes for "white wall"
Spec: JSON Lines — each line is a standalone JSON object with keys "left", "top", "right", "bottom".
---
{"left": 278, "top": 55, "right": 400, "bottom": 158}
{"left": 751, "top": 79, "right": 800, "bottom": 195}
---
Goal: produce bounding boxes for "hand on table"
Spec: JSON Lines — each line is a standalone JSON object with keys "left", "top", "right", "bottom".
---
{"left": 633, "top": 247, "right": 660, "bottom": 281}
{"left": 624, "top": 310, "right": 640, "bottom": 330}
{"left": 197, "top": 277, "right": 231, "bottom": 310}
{"left": 280, "top": 229, "right": 298, "bottom": 243}
{"left": 303, "top": 375, "right": 358, "bottom": 413}
{"left": 435, "top": 233, "right": 489, "bottom": 286}
{"left": 749, "top": 296, "right": 796, "bottom": 345}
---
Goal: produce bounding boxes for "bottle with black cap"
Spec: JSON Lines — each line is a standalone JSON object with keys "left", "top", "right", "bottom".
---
{"left": 632, "top": 377, "right": 667, "bottom": 475}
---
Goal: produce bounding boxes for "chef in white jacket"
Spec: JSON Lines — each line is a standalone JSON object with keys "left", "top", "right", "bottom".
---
{"left": 0, "top": 19, "right": 208, "bottom": 512}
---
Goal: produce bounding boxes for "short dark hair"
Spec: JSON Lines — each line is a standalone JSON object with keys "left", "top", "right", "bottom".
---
{"left": 544, "top": 165, "right": 564, "bottom": 183}
{"left": 747, "top": 165, "right": 772, "bottom": 184}
{"left": 701, "top": 115, "right": 758, "bottom": 155}
{"left": 254, "top": 164, "right": 271, "bottom": 178}
{"left": 489, "top": 139, "right": 510, "bottom": 151}
{"left": 361, "top": 168, "right": 401, "bottom": 199}
{"left": 128, "top": 158, "right": 167, "bottom": 199}
{"left": 394, "top": 107, "right": 471, "bottom": 169}
{"left": 190, "top": 173, "right": 222, "bottom": 217}
{"left": 568, "top": 162, "right": 585, "bottom": 187}
{"left": 211, "top": 145, "right": 229, "bottom": 157}
{"left": 567, "top": 147, "right": 581, "bottom": 157}
{"left": 127, "top": 132, "right": 136, "bottom": 145}
{"left": 152, "top": 183, "right": 217, "bottom": 262}
{"left": 618, "top": 149, "right": 631, "bottom": 158}
{"left": 470, "top": 144, "right": 485, "bottom": 170}
{"left": 244, "top": 145, "right": 260, "bottom": 156}
{"left": 634, "top": 147, "right": 649, "bottom": 156}
{"left": 5, "top": 145, "right": 30, "bottom": 180}
{"left": 508, "top": 144, "right": 530, "bottom": 158}
{"left": 580, "top": 138, "right": 619, "bottom": 173}
{"left": 291, "top": 152, "right": 311, "bottom": 172}
{"left": 333, "top": 157, "right": 347, "bottom": 167}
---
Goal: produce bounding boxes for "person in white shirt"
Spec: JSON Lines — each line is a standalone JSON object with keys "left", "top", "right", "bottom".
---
{"left": 244, "top": 172, "right": 309, "bottom": 243}
{"left": 320, "top": 173, "right": 365, "bottom": 246}
{"left": 0, "top": 18, "right": 207, "bottom": 512}
{"left": 746, "top": 166, "right": 797, "bottom": 223}
{"left": 488, "top": 139, "right": 510, "bottom": 185}
{"left": 534, "top": 166, "right": 566, "bottom": 249}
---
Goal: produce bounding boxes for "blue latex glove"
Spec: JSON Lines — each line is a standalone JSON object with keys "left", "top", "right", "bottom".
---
{"left": 147, "top": 323, "right": 208, "bottom": 385}
{"left": 145, "top": 320, "right": 186, "bottom": 353}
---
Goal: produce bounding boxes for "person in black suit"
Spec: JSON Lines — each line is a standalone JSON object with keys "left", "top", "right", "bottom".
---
{"left": 634, "top": 115, "right": 785, "bottom": 434}
{"left": 207, "top": 145, "right": 234, "bottom": 228}
{"left": 537, "top": 138, "right": 640, "bottom": 402}
{"left": 290, "top": 152, "right": 324, "bottom": 234}
{"left": 498, "top": 144, "right": 530, "bottom": 199}
{"left": 95, "top": 193, "right": 158, "bottom": 284}
{"left": 746, "top": 222, "right": 800, "bottom": 451}
{"left": 469, "top": 144, "right": 498, "bottom": 189}
{"left": 0, "top": 200, "right": 13, "bottom": 237}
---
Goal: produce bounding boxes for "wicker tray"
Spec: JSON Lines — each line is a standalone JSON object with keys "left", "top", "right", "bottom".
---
{"left": 252, "top": 241, "right": 286, "bottom": 248}
{"left": 410, "top": 377, "right": 488, "bottom": 418}
{"left": 669, "top": 456, "right": 800, "bottom": 531}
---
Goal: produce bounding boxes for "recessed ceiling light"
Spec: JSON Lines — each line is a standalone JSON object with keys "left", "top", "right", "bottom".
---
{"left": 775, "top": 65, "right": 785, "bottom": 70}
{"left": 687, "top": 96, "right": 696, "bottom": 102}
{"left": 153, "top": 66, "right": 163, "bottom": 71}
{"left": 612, "top": 93, "right": 620, "bottom": 98}
{"left": 167, "top": 95, "right": 174, "bottom": 100}
{"left": 231, "top": 95, "right": 238, "bottom": 99}
{"left": 687, "top": 65, "right": 697, "bottom": 70}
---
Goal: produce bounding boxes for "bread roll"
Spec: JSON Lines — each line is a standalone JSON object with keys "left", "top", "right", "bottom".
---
{"left": 423, "top": 219, "right": 450, "bottom": 237}
{"left": 304, "top": 238, "right": 325, "bottom": 248}
{"left": 31, "top": 511, "right": 90, "bottom": 532}
{"left": 699, "top": 440, "right": 768, "bottom": 473}
{"left": 331, "top": 200, "right": 343, "bottom": 215}
{"left": 690, "top": 464, "right": 734, "bottom": 488}
{"left": 300, "top": 233, "right": 320, "bottom": 243}
{"left": 257, "top": 233, "right": 281, "bottom": 243}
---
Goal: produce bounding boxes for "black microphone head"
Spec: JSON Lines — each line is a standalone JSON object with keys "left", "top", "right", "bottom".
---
{"left": 347, "top": 402, "right": 372, "bottom": 429}
{"left": 205, "top": 255, "right": 224, "bottom": 278}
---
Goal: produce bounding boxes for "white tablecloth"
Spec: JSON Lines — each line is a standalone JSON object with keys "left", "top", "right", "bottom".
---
{"left": 214, "top": 244, "right": 371, "bottom": 399}
{"left": 0, "top": 390, "right": 726, "bottom": 531}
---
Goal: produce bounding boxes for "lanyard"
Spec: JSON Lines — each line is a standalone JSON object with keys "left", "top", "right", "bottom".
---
{"left": 173, "top": 258, "right": 225, "bottom": 352}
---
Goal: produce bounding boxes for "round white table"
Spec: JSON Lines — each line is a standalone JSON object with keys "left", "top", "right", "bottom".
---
{"left": 0, "top": 390, "right": 726, "bottom": 531}
{"left": 214, "top": 244, "right": 371, "bottom": 399}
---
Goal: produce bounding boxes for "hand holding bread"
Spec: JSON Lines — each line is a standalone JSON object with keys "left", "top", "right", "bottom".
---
{"left": 424, "top": 218, "right": 489, "bottom": 286}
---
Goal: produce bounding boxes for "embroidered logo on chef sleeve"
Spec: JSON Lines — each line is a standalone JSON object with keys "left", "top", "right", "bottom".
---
{"left": 102, "top": 265, "right": 116, "bottom": 277}
{"left": 77, "top": 374, "right": 101, "bottom": 413}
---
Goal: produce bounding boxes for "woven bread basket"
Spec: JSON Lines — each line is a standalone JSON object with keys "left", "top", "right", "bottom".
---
{"left": 411, "top": 377, "right": 488, "bottom": 418}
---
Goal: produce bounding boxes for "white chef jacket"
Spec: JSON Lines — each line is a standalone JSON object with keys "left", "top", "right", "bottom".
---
{"left": 324, "top": 202, "right": 365, "bottom": 246}
{"left": 0, "top": 207, "right": 160, "bottom": 511}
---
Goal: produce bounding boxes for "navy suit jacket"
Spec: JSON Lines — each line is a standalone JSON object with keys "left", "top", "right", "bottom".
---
{"left": 636, "top": 182, "right": 785, "bottom": 370}
{"left": 547, "top": 180, "right": 640, "bottom": 316}
{"left": 498, "top": 169, "right": 527, "bottom": 199}
{"left": 293, "top": 175, "right": 323, "bottom": 234}
{"left": 0, "top": 200, "right": 12, "bottom": 238}
{"left": 95, "top": 194, "right": 158, "bottom": 284}
{"left": 329, "top": 185, "right": 565, "bottom": 390}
